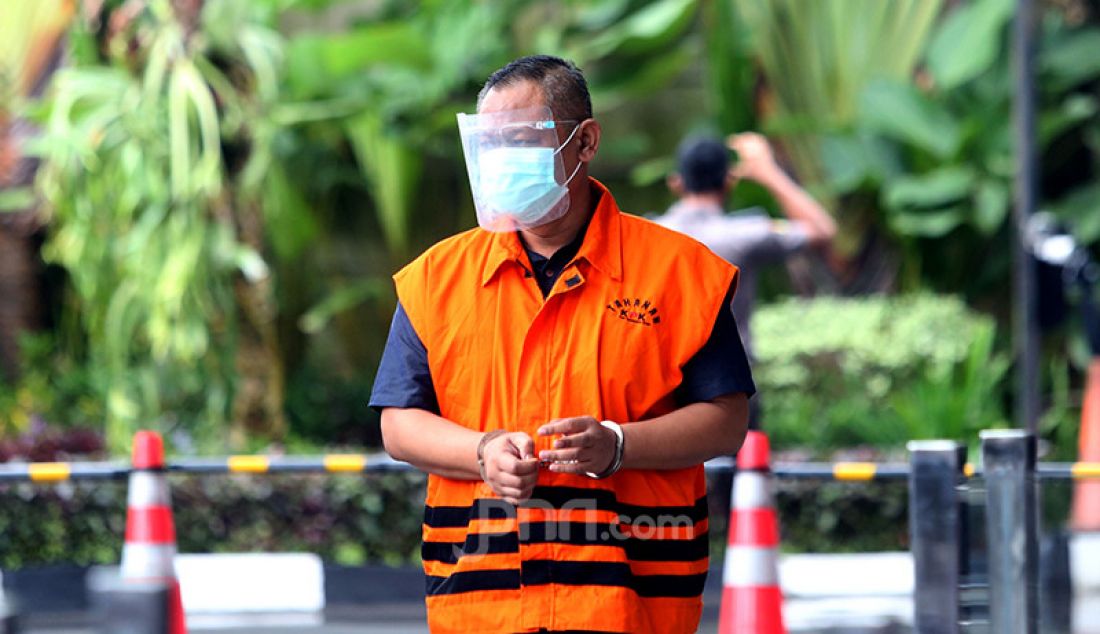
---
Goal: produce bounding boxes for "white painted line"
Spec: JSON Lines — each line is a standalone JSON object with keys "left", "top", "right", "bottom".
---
{"left": 185, "top": 611, "right": 323, "bottom": 629}
{"left": 779, "top": 552, "right": 913, "bottom": 597}
{"left": 175, "top": 553, "right": 324, "bottom": 614}
{"left": 783, "top": 596, "right": 913, "bottom": 630}
{"left": 1071, "top": 532, "right": 1100, "bottom": 593}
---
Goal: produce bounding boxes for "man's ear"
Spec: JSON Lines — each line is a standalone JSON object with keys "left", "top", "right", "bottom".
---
{"left": 578, "top": 119, "right": 601, "bottom": 163}
{"left": 667, "top": 173, "right": 684, "bottom": 196}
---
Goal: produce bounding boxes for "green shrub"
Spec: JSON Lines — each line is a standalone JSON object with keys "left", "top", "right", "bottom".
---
{"left": 751, "top": 294, "right": 1009, "bottom": 453}
{"left": 776, "top": 481, "right": 909, "bottom": 553}
{"left": 0, "top": 333, "right": 104, "bottom": 437}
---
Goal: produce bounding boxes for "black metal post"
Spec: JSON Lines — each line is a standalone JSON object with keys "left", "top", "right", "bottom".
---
{"left": 1039, "top": 530, "right": 1073, "bottom": 634}
{"left": 982, "top": 430, "right": 1039, "bottom": 634}
{"left": 908, "top": 440, "right": 967, "bottom": 634}
{"left": 1013, "top": 0, "right": 1041, "bottom": 432}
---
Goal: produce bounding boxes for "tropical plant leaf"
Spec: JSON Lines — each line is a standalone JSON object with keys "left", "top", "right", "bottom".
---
{"left": 735, "top": 0, "right": 943, "bottom": 199}
{"left": 575, "top": 0, "right": 631, "bottom": 30}
{"left": 261, "top": 161, "right": 319, "bottom": 260}
{"left": 884, "top": 166, "right": 975, "bottom": 210}
{"left": 0, "top": 186, "right": 35, "bottom": 211}
{"left": 590, "top": 45, "right": 694, "bottom": 111}
{"left": 890, "top": 207, "right": 964, "bottom": 237}
{"left": 346, "top": 110, "right": 420, "bottom": 255}
{"left": 702, "top": 0, "right": 755, "bottom": 133}
{"left": 629, "top": 155, "right": 674, "bottom": 188}
{"left": 0, "top": 0, "right": 74, "bottom": 96}
{"left": 285, "top": 23, "right": 431, "bottom": 98}
{"left": 859, "top": 80, "right": 961, "bottom": 158}
{"left": 582, "top": 0, "right": 696, "bottom": 59}
{"left": 1048, "top": 183, "right": 1100, "bottom": 244}
{"left": 1040, "top": 28, "right": 1100, "bottom": 92}
{"left": 1038, "top": 94, "right": 1098, "bottom": 144}
{"left": 820, "top": 132, "right": 902, "bottom": 193}
{"left": 925, "top": 0, "right": 1014, "bottom": 90}
{"left": 972, "top": 179, "right": 1009, "bottom": 235}
{"left": 299, "top": 278, "right": 391, "bottom": 335}
{"left": 34, "top": 1, "right": 292, "bottom": 449}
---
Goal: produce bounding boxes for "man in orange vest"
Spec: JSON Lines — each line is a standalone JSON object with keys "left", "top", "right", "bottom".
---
{"left": 371, "top": 55, "right": 755, "bottom": 633}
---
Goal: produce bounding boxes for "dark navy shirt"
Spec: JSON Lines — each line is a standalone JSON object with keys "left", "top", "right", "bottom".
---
{"left": 370, "top": 227, "right": 756, "bottom": 414}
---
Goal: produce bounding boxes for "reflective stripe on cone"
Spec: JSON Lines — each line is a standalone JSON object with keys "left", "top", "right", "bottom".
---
{"left": 723, "top": 546, "right": 779, "bottom": 587}
{"left": 732, "top": 472, "right": 772, "bottom": 509}
{"left": 128, "top": 471, "right": 172, "bottom": 507}
{"left": 121, "top": 543, "right": 179, "bottom": 581}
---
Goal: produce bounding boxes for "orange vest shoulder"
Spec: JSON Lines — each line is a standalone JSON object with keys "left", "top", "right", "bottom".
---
{"left": 392, "top": 227, "right": 490, "bottom": 343}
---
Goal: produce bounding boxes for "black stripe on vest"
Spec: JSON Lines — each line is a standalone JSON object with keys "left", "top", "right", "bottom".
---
{"left": 421, "top": 531, "right": 519, "bottom": 563}
{"left": 520, "top": 559, "right": 707, "bottom": 598}
{"left": 528, "top": 486, "right": 709, "bottom": 524}
{"left": 423, "top": 499, "right": 513, "bottom": 528}
{"left": 424, "top": 559, "right": 707, "bottom": 599}
{"left": 425, "top": 569, "right": 521, "bottom": 596}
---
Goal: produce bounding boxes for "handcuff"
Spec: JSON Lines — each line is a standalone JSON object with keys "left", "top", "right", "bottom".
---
{"left": 585, "top": 420, "right": 624, "bottom": 479}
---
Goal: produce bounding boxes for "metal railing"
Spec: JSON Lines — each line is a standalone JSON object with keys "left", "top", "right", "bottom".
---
{"left": 2, "top": 455, "right": 1098, "bottom": 483}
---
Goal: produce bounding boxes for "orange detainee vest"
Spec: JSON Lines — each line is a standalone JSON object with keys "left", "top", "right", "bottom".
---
{"left": 395, "top": 179, "right": 738, "bottom": 634}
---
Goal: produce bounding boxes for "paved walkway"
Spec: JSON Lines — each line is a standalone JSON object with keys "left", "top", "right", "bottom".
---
{"left": 20, "top": 602, "right": 723, "bottom": 634}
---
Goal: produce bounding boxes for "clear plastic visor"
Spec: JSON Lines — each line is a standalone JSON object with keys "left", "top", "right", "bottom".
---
{"left": 456, "top": 106, "right": 574, "bottom": 232}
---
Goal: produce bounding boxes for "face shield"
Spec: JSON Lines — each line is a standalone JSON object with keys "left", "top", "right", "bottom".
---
{"left": 457, "top": 106, "right": 583, "bottom": 233}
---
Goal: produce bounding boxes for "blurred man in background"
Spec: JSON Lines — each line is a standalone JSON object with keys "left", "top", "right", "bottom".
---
{"left": 656, "top": 132, "right": 836, "bottom": 405}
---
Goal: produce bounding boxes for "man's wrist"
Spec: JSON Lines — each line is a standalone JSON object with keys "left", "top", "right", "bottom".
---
{"left": 586, "top": 421, "right": 624, "bottom": 479}
{"left": 477, "top": 430, "right": 507, "bottom": 479}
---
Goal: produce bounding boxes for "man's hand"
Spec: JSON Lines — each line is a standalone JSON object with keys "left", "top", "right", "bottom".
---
{"left": 727, "top": 132, "right": 836, "bottom": 246}
{"left": 727, "top": 132, "right": 783, "bottom": 186}
{"left": 480, "top": 431, "right": 539, "bottom": 505}
{"left": 537, "top": 416, "right": 616, "bottom": 476}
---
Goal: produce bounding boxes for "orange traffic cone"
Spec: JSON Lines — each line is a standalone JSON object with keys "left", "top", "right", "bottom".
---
{"left": 718, "top": 430, "right": 785, "bottom": 634}
{"left": 1073, "top": 359, "right": 1100, "bottom": 530}
{"left": 121, "top": 431, "right": 187, "bottom": 633}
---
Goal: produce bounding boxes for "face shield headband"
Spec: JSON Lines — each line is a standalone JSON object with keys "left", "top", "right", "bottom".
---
{"left": 457, "top": 106, "right": 585, "bottom": 233}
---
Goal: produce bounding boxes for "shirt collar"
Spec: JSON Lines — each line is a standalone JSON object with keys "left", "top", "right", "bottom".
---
{"left": 480, "top": 177, "right": 623, "bottom": 286}
{"left": 666, "top": 199, "right": 725, "bottom": 217}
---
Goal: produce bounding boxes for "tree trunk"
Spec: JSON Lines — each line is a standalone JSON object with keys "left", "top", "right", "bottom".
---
{"left": 226, "top": 196, "right": 286, "bottom": 447}
{"left": 0, "top": 119, "right": 43, "bottom": 382}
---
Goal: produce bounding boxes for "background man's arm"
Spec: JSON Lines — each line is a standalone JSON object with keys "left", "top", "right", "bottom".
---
{"left": 728, "top": 132, "right": 836, "bottom": 246}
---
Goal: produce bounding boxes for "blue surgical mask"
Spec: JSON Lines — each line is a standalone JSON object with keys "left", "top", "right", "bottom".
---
{"left": 476, "top": 125, "right": 583, "bottom": 227}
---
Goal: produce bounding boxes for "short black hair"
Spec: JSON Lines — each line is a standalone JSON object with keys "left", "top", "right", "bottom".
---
{"left": 478, "top": 55, "right": 593, "bottom": 122}
{"left": 677, "top": 136, "right": 729, "bottom": 194}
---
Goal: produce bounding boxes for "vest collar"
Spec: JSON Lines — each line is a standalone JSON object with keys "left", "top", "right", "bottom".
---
{"left": 480, "top": 177, "right": 623, "bottom": 286}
